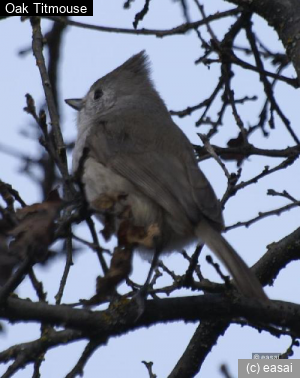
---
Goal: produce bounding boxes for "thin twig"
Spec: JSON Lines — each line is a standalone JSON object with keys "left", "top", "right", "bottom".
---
{"left": 55, "top": 234, "right": 73, "bottom": 304}
{"left": 198, "top": 134, "right": 231, "bottom": 179}
{"left": 142, "top": 360, "right": 157, "bottom": 378}
{"left": 0, "top": 180, "right": 26, "bottom": 208}
{"left": 221, "top": 155, "right": 298, "bottom": 204}
{"left": 65, "top": 340, "right": 102, "bottom": 378}
{"left": 41, "top": 9, "right": 241, "bottom": 37}
{"left": 245, "top": 20, "right": 299, "bottom": 143}
{"left": 220, "top": 364, "right": 234, "bottom": 378}
{"left": 28, "top": 268, "right": 47, "bottom": 302}
{"left": 86, "top": 217, "right": 108, "bottom": 274}
{"left": 183, "top": 245, "right": 203, "bottom": 285}
{"left": 133, "top": 0, "right": 152, "bottom": 29}
{"left": 226, "top": 201, "right": 300, "bottom": 231}
{"left": 267, "top": 189, "right": 298, "bottom": 203}
{"left": 0, "top": 257, "right": 33, "bottom": 303}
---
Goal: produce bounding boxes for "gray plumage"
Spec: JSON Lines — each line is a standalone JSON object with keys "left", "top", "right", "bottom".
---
{"left": 66, "top": 51, "right": 267, "bottom": 300}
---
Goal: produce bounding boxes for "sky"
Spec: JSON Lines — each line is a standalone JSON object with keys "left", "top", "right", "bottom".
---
{"left": 1, "top": 1, "right": 300, "bottom": 377}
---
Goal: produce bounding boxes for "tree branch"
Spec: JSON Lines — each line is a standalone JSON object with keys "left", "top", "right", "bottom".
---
{"left": 41, "top": 9, "right": 241, "bottom": 37}
{"left": 168, "top": 320, "right": 229, "bottom": 378}
{"left": 30, "top": 17, "right": 75, "bottom": 199}
{"left": 1, "top": 295, "right": 300, "bottom": 338}
{"left": 224, "top": 0, "right": 300, "bottom": 84}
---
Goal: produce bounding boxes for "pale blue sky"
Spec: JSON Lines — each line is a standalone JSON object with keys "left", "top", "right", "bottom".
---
{"left": 1, "top": 2, "right": 300, "bottom": 377}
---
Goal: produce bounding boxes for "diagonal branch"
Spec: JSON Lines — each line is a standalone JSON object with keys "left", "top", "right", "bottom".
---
{"left": 168, "top": 320, "right": 229, "bottom": 378}
{"left": 0, "top": 329, "right": 83, "bottom": 377}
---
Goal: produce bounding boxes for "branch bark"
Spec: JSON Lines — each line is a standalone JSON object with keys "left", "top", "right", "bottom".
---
{"left": 1, "top": 295, "right": 300, "bottom": 338}
{"left": 224, "top": 0, "right": 300, "bottom": 84}
{"left": 168, "top": 320, "right": 229, "bottom": 378}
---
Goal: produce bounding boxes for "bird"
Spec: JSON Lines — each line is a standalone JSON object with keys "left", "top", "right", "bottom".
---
{"left": 65, "top": 51, "right": 267, "bottom": 301}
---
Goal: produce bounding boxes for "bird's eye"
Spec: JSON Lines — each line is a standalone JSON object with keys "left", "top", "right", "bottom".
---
{"left": 94, "top": 89, "right": 103, "bottom": 100}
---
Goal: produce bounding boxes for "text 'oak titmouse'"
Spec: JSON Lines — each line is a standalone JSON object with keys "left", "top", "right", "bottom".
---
{"left": 66, "top": 51, "right": 266, "bottom": 300}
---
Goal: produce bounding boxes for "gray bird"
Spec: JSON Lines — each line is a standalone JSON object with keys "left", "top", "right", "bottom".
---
{"left": 66, "top": 51, "right": 267, "bottom": 300}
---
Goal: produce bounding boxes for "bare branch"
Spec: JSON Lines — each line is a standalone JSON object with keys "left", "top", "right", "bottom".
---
{"left": 2, "top": 295, "right": 300, "bottom": 336}
{"left": 168, "top": 320, "right": 229, "bottom": 378}
{"left": 55, "top": 234, "right": 73, "bottom": 305}
{"left": 41, "top": 9, "right": 241, "bottom": 37}
{"left": 226, "top": 201, "right": 300, "bottom": 231}
{"left": 65, "top": 340, "right": 103, "bottom": 378}
{"left": 142, "top": 361, "right": 157, "bottom": 378}
{"left": 30, "top": 17, "right": 75, "bottom": 199}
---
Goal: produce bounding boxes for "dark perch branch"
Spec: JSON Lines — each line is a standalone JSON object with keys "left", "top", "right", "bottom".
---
{"left": 2, "top": 295, "right": 300, "bottom": 336}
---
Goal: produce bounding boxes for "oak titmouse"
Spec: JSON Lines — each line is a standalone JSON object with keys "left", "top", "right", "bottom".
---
{"left": 66, "top": 51, "right": 266, "bottom": 300}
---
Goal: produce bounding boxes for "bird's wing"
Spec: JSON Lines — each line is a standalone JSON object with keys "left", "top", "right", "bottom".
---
{"left": 85, "top": 118, "right": 222, "bottom": 230}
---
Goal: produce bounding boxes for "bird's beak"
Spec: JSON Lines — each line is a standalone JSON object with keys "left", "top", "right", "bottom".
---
{"left": 65, "top": 98, "right": 83, "bottom": 111}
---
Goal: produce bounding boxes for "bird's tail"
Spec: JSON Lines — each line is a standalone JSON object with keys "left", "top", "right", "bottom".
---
{"left": 196, "top": 220, "right": 267, "bottom": 301}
